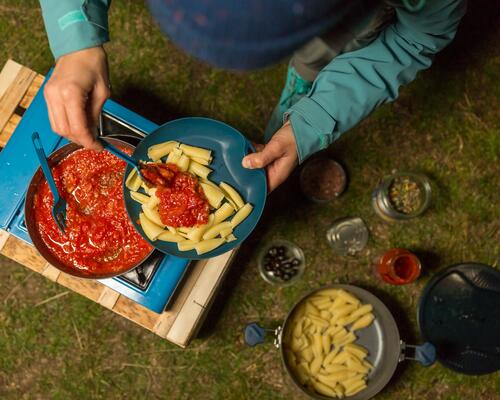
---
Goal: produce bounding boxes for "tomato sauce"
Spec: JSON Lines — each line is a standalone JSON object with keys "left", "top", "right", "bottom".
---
{"left": 154, "top": 163, "right": 209, "bottom": 228}
{"left": 34, "top": 148, "right": 152, "bottom": 275}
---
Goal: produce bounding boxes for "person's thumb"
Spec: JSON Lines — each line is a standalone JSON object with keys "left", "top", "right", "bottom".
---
{"left": 242, "top": 141, "right": 283, "bottom": 169}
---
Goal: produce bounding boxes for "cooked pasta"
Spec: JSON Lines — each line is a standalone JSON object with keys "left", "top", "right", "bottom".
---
{"left": 127, "top": 140, "right": 255, "bottom": 255}
{"left": 282, "top": 288, "right": 376, "bottom": 398}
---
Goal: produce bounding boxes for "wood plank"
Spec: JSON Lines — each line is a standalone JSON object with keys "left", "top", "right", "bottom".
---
{"left": 0, "top": 229, "right": 9, "bottom": 251}
{"left": 0, "top": 61, "right": 37, "bottom": 132}
{"left": 19, "top": 74, "right": 44, "bottom": 109}
{"left": 190, "top": 251, "right": 235, "bottom": 307}
{"left": 57, "top": 273, "right": 104, "bottom": 303}
{"left": 0, "top": 235, "right": 47, "bottom": 273}
{"left": 0, "top": 60, "right": 22, "bottom": 99}
{"left": 166, "top": 300, "right": 204, "bottom": 347}
{"left": 98, "top": 287, "right": 120, "bottom": 309}
{"left": 152, "top": 259, "right": 208, "bottom": 337}
{"left": 166, "top": 251, "right": 235, "bottom": 346}
{"left": 0, "top": 113, "right": 21, "bottom": 147}
{"left": 112, "top": 296, "right": 159, "bottom": 330}
{"left": 41, "top": 263, "right": 62, "bottom": 282}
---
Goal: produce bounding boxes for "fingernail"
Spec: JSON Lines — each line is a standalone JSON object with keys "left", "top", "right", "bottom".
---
{"left": 242, "top": 158, "right": 252, "bottom": 168}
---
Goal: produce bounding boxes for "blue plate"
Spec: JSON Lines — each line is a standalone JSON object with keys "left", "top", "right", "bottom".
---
{"left": 124, "top": 117, "right": 267, "bottom": 259}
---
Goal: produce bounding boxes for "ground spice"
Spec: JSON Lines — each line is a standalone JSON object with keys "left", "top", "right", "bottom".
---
{"left": 388, "top": 176, "right": 423, "bottom": 214}
{"left": 300, "top": 158, "right": 346, "bottom": 201}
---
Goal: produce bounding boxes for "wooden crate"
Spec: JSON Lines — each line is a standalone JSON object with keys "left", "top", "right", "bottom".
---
{"left": 0, "top": 60, "right": 236, "bottom": 347}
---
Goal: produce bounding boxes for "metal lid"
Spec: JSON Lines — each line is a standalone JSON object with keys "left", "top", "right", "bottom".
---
{"left": 326, "top": 217, "right": 369, "bottom": 256}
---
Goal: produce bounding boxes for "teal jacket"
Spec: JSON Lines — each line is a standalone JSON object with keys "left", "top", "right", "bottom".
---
{"left": 39, "top": 0, "right": 466, "bottom": 163}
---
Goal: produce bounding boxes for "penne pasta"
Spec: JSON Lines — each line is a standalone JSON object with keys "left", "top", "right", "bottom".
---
{"left": 200, "top": 182, "right": 225, "bottom": 209}
{"left": 179, "top": 143, "right": 212, "bottom": 161}
{"left": 213, "top": 202, "right": 235, "bottom": 225}
{"left": 195, "top": 238, "right": 225, "bottom": 255}
{"left": 130, "top": 191, "right": 150, "bottom": 204}
{"left": 177, "top": 240, "right": 197, "bottom": 251}
{"left": 177, "top": 154, "right": 190, "bottom": 172}
{"left": 202, "top": 221, "right": 232, "bottom": 240}
{"left": 157, "top": 231, "right": 184, "bottom": 243}
{"left": 139, "top": 213, "right": 164, "bottom": 241}
{"left": 187, "top": 214, "right": 214, "bottom": 243}
{"left": 126, "top": 169, "right": 142, "bottom": 192}
{"left": 219, "top": 182, "right": 245, "bottom": 209}
{"left": 225, "top": 234, "right": 237, "bottom": 242}
{"left": 147, "top": 141, "right": 179, "bottom": 161}
{"left": 191, "top": 156, "right": 212, "bottom": 165}
{"left": 351, "top": 313, "right": 375, "bottom": 331}
{"left": 188, "top": 161, "right": 212, "bottom": 180}
{"left": 230, "top": 203, "right": 253, "bottom": 227}
{"left": 166, "top": 149, "right": 181, "bottom": 164}
{"left": 142, "top": 204, "right": 165, "bottom": 227}
{"left": 219, "top": 227, "right": 233, "bottom": 238}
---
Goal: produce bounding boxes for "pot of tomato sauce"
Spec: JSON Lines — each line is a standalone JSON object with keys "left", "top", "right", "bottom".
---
{"left": 25, "top": 138, "right": 154, "bottom": 279}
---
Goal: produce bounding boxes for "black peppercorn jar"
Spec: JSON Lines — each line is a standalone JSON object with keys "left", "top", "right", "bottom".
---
{"left": 257, "top": 240, "right": 305, "bottom": 286}
{"left": 372, "top": 172, "right": 432, "bottom": 222}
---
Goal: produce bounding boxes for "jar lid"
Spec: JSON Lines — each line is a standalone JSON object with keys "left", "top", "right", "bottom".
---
{"left": 326, "top": 217, "right": 369, "bottom": 256}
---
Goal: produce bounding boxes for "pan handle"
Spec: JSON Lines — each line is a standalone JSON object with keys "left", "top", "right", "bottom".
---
{"left": 400, "top": 341, "right": 436, "bottom": 366}
{"left": 244, "top": 322, "right": 282, "bottom": 348}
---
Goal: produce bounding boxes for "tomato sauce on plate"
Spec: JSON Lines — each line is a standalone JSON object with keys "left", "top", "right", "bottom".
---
{"left": 153, "top": 163, "right": 210, "bottom": 228}
{"left": 34, "top": 148, "right": 152, "bottom": 275}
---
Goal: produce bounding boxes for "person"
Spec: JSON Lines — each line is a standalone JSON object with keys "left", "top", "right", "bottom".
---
{"left": 39, "top": 0, "right": 466, "bottom": 191}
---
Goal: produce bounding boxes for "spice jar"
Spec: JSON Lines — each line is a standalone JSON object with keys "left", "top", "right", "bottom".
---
{"left": 375, "top": 248, "right": 421, "bottom": 285}
{"left": 300, "top": 158, "right": 347, "bottom": 203}
{"left": 372, "top": 172, "right": 432, "bottom": 222}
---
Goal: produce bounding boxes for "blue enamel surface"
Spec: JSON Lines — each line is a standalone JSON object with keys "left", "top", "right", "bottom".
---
{"left": 124, "top": 117, "right": 267, "bottom": 259}
{"left": 0, "top": 71, "right": 190, "bottom": 313}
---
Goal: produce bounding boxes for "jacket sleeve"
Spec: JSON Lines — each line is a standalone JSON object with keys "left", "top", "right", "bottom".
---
{"left": 39, "top": 0, "right": 111, "bottom": 59}
{"left": 287, "top": 0, "right": 467, "bottom": 163}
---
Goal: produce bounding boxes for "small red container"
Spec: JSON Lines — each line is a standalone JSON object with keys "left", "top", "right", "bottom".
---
{"left": 375, "top": 248, "right": 421, "bottom": 285}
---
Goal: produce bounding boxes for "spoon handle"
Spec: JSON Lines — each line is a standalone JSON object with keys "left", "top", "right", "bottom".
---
{"left": 31, "top": 132, "right": 60, "bottom": 202}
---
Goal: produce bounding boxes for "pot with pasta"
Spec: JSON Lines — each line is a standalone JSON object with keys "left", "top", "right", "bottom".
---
{"left": 244, "top": 284, "right": 436, "bottom": 400}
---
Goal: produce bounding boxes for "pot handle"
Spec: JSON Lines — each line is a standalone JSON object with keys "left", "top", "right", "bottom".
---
{"left": 400, "top": 341, "right": 436, "bottom": 366}
{"left": 244, "top": 322, "right": 282, "bottom": 348}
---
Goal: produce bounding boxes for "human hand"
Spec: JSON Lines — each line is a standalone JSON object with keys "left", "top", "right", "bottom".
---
{"left": 242, "top": 122, "right": 299, "bottom": 192}
{"left": 43, "top": 46, "right": 110, "bottom": 150}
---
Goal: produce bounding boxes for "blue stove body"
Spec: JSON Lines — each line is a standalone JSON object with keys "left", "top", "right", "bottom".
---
{"left": 0, "top": 73, "right": 190, "bottom": 313}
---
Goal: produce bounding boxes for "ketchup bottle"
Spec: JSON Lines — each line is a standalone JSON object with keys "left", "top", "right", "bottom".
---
{"left": 375, "top": 248, "right": 421, "bottom": 285}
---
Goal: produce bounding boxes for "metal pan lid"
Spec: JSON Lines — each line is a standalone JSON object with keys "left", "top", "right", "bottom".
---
{"left": 418, "top": 263, "right": 500, "bottom": 375}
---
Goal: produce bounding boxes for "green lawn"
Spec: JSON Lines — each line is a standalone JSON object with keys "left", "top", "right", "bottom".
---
{"left": 0, "top": 1, "right": 499, "bottom": 399}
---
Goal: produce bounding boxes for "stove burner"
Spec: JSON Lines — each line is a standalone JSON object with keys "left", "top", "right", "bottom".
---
{"left": 119, "top": 250, "right": 164, "bottom": 290}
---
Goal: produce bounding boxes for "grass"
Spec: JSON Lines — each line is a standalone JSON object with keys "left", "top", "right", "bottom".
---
{"left": 0, "top": 0, "right": 499, "bottom": 399}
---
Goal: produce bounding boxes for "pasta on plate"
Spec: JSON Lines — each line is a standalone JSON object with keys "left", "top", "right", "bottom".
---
{"left": 126, "top": 141, "right": 253, "bottom": 255}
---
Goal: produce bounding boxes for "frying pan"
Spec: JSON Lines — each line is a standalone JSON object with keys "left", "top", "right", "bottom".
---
{"left": 25, "top": 138, "right": 154, "bottom": 279}
{"left": 245, "top": 284, "right": 434, "bottom": 400}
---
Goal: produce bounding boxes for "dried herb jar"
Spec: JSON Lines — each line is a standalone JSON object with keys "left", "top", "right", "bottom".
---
{"left": 372, "top": 172, "right": 432, "bottom": 222}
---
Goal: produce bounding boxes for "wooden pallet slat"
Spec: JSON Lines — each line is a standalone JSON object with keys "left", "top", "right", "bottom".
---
{"left": 0, "top": 60, "right": 37, "bottom": 132}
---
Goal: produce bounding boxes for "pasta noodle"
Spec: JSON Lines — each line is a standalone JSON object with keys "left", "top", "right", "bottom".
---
{"left": 139, "top": 213, "right": 164, "bottom": 241}
{"left": 230, "top": 203, "right": 253, "bottom": 228}
{"left": 147, "top": 140, "right": 179, "bottom": 161}
{"left": 188, "top": 161, "right": 212, "bottom": 180}
{"left": 213, "top": 203, "right": 235, "bottom": 225}
{"left": 157, "top": 231, "right": 184, "bottom": 243}
{"left": 130, "top": 191, "right": 150, "bottom": 204}
{"left": 195, "top": 238, "right": 225, "bottom": 255}
{"left": 179, "top": 143, "right": 212, "bottom": 161}
{"left": 202, "top": 221, "right": 232, "bottom": 240}
{"left": 219, "top": 182, "right": 244, "bottom": 209}
{"left": 199, "top": 182, "right": 225, "bottom": 209}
